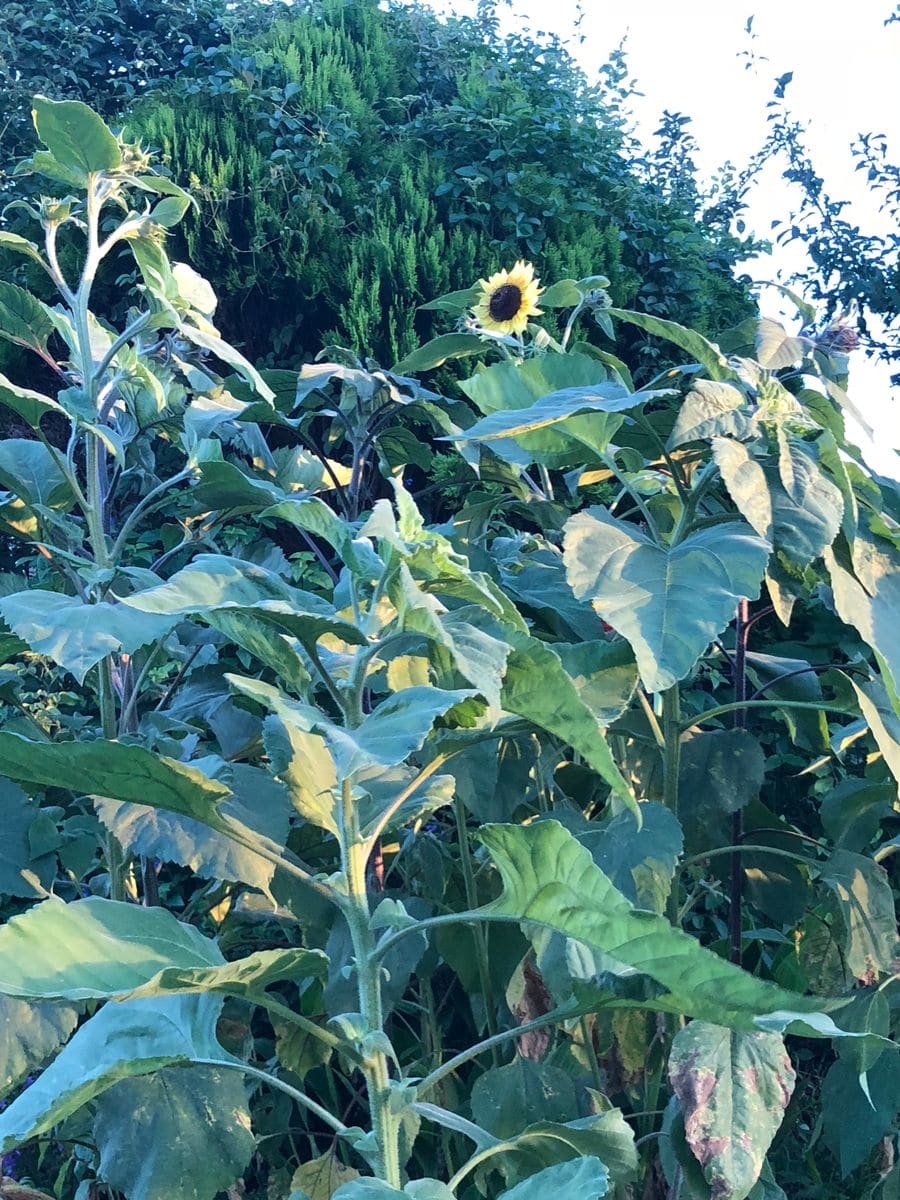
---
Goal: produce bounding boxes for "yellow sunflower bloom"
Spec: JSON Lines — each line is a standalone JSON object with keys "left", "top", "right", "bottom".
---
{"left": 472, "top": 260, "right": 543, "bottom": 335}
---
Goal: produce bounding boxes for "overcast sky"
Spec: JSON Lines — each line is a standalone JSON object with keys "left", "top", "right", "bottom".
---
{"left": 400, "top": 0, "right": 899, "bottom": 476}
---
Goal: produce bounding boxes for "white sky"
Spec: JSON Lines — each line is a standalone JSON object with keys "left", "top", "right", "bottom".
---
{"left": 401, "top": 0, "right": 900, "bottom": 477}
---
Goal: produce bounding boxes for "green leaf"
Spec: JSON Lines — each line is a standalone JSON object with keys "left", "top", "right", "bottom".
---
{"left": 0, "top": 779, "right": 52, "bottom": 898}
{"left": 606, "top": 309, "right": 734, "bottom": 380}
{"left": 122, "top": 554, "right": 366, "bottom": 646}
{"left": 553, "top": 640, "right": 639, "bottom": 726}
{"left": 817, "top": 849, "right": 898, "bottom": 979}
{"left": 0, "top": 438, "right": 74, "bottom": 508}
{"left": 0, "top": 994, "right": 234, "bottom": 1150}
{"left": 237, "top": 676, "right": 474, "bottom": 777}
{"left": 0, "top": 283, "right": 56, "bottom": 358}
{"left": 825, "top": 532, "right": 900, "bottom": 696}
{"left": 472, "top": 1058, "right": 578, "bottom": 1137}
{"left": 32, "top": 96, "right": 122, "bottom": 177}
{"left": 765, "top": 440, "right": 842, "bottom": 567}
{"left": 95, "top": 763, "right": 291, "bottom": 893}
{"left": 0, "top": 373, "right": 67, "bottom": 430}
{"left": 418, "top": 286, "right": 481, "bottom": 314}
{"left": 712, "top": 438, "right": 772, "bottom": 538}
{"left": 0, "top": 996, "right": 78, "bottom": 1094}
{"left": 448, "top": 382, "right": 669, "bottom": 463}
{"left": 393, "top": 333, "right": 484, "bottom": 374}
{"left": 94, "top": 1065, "right": 254, "bottom": 1200}
{"left": 478, "top": 820, "right": 830, "bottom": 1028}
{"left": 264, "top": 715, "right": 339, "bottom": 835}
{"left": 0, "top": 733, "right": 232, "bottom": 825}
{"left": 457, "top": 353, "right": 616, "bottom": 469}
{"left": 577, "top": 802, "right": 683, "bottom": 913}
{"left": 669, "top": 381, "right": 755, "bottom": 448}
{"left": 499, "top": 1158, "right": 609, "bottom": 1200}
{"left": 821, "top": 1054, "right": 900, "bottom": 1176}
{"left": 0, "top": 896, "right": 221, "bottom": 1000}
{"left": 669, "top": 1022, "right": 795, "bottom": 1200}
{"left": 564, "top": 509, "right": 769, "bottom": 692}
{"left": 679, "top": 730, "right": 766, "bottom": 854}
{"left": 539, "top": 279, "right": 585, "bottom": 308}
{"left": 0, "top": 592, "right": 176, "bottom": 684}
{"left": 291, "top": 1149, "right": 361, "bottom": 1198}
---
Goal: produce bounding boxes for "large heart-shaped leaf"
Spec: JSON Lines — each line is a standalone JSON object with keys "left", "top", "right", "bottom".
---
{"left": 0, "top": 994, "right": 235, "bottom": 1149}
{"left": 478, "top": 821, "right": 830, "bottom": 1029}
{"left": 499, "top": 1158, "right": 609, "bottom": 1200}
{"left": 825, "top": 532, "right": 900, "bottom": 697}
{"left": 32, "top": 96, "right": 122, "bottom": 177}
{"left": 93, "top": 1065, "right": 255, "bottom": 1200}
{"left": 563, "top": 509, "right": 770, "bottom": 691}
{"left": 0, "top": 591, "right": 176, "bottom": 684}
{"left": 0, "top": 996, "right": 78, "bottom": 1094}
{"left": 669, "top": 381, "right": 755, "bottom": 448}
{"left": 669, "top": 1022, "right": 795, "bottom": 1200}
{"left": 0, "top": 896, "right": 222, "bottom": 1000}
{"left": 122, "top": 553, "right": 365, "bottom": 646}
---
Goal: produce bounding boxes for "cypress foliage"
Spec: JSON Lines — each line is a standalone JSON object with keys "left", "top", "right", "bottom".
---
{"left": 123, "top": 0, "right": 754, "bottom": 368}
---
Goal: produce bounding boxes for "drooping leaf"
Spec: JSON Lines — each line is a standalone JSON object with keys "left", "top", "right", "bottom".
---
{"left": 0, "top": 734, "right": 233, "bottom": 828}
{"left": 93, "top": 1064, "right": 255, "bottom": 1200}
{"left": 0, "top": 592, "right": 176, "bottom": 684}
{"left": 712, "top": 438, "right": 772, "bottom": 538}
{"left": 669, "top": 1021, "right": 795, "bottom": 1200}
{"left": 564, "top": 509, "right": 769, "bottom": 692}
{"left": 0, "top": 994, "right": 235, "bottom": 1149}
{"left": 498, "top": 1158, "right": 609, "bottom": 1200}
{"left": 393, "top": 332, "right": 485, "bottom": 374}
{"left": 0, "top": 996, "right": 79, "bottom": 1094}
{"left": 489, "top": 623, "right": 635, "bottom": 813}
{"left": 32, "top": 96, "right": 122, "bottom": 177}
{"left": 606, "top": 308, "right": 734, "bottom": 380}
{"left": 0, "top": 896, "right": 222, "bottom": 1000}
{"left": 765, "top": 441, "right": 842, "bottom": 567}
{"left": 853, "top": 677, "right": 900, "bottom": 793}
{"left": 264, "top": 715, "right": 339, "bottom": 835}
{"left": 0, "top": 372, "right": 67, "bottom": 430}
{"left": 478, "top": 820, "right": 830, "bottom": 1028}
{"left": 817, "top": 849, "right": 898, "bottom": 979}
{"left": 205, "top": 609, "right": 311, "bottom": 696}
{"left": 669, "top": 381, "right": 755, "bottom": 448}
{"left": 553, "top": 641, "right": 639, "bottom": 725}
{"left": 825, "top": 532, "right": 900, "bottom": 696}
{"left": 754, "top": 319, "right": 809, "bottom": 370}
{"left": 122, "top": 553, "right": 366, "bottom": 646}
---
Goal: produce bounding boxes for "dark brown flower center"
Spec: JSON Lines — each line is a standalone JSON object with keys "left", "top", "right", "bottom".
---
{"left": 488, "top": 283, "right": 523, "bottom": 321}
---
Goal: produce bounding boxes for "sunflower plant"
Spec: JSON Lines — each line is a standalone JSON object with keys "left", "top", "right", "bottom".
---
{"left": 0, "top": 101, "right": 896, "bottom": 1200}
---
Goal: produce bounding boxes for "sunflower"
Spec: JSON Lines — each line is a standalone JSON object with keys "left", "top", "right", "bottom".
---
{"left": 472, "top": 260, "right": 543, "bottom": 335}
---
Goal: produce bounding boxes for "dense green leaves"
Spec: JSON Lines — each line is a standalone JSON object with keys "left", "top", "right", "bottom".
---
{"left": 563, "top": 509, "right": 769, "bottom": 691}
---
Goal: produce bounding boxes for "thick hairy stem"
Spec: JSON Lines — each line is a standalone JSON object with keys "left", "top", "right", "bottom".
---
{"left": 341, "top": 779, "right": 401, "bottom": 1186}
{"left": 661, "top": 686, "right": 682, "bottom": 925}
{"left": 729, "top": 599, "right": 751, "bottom": 965}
